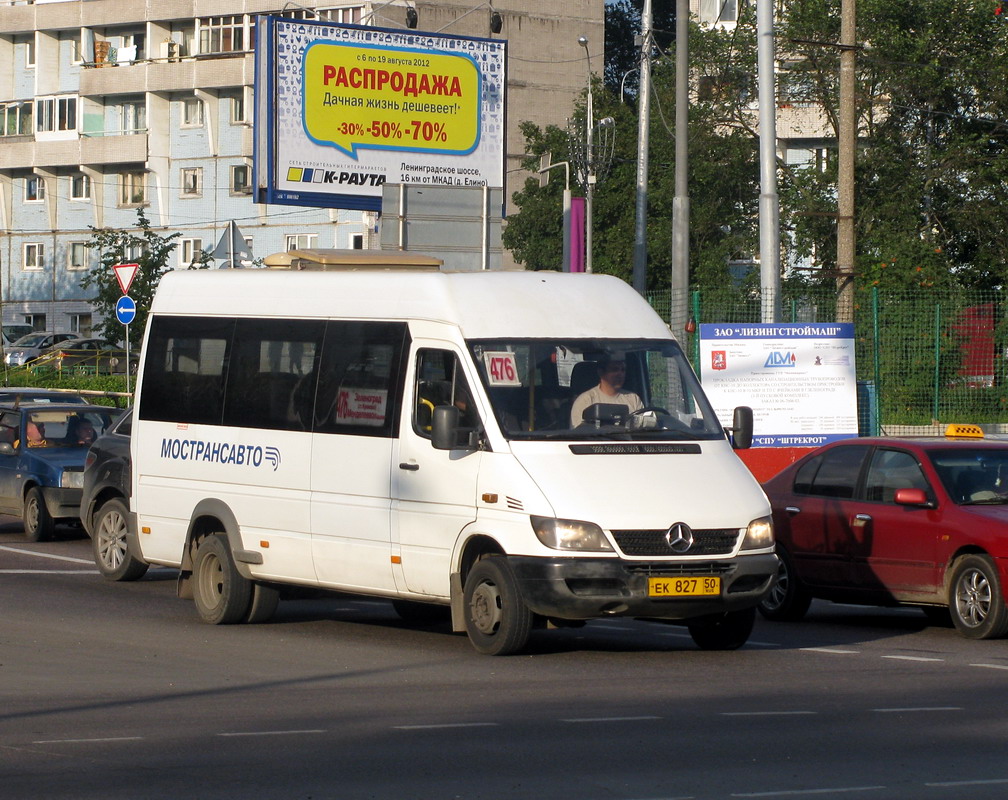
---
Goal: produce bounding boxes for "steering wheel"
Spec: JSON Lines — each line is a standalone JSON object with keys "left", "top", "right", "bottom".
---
{"left": 629, "top": 405, "right": 670, "bottom": 418}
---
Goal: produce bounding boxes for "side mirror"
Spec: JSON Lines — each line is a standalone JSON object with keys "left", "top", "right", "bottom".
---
{"left": 894, "top": 488, "right": 932, "bottom": 507}
{"left": 0, "top": 442, "right": 13, "bottom": 456}
{"left": 730, "top": 406, "right": 753, "bottom": 450}
{"left": 431, "top": 405, "right": 467, "bottom": 451}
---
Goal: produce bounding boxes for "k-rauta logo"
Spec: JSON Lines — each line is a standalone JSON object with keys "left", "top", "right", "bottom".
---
{"left": 160, "top": 439, "right": 282, "bottom": 472}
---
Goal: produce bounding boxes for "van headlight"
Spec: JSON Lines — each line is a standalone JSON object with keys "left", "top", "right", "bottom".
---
{"left": 740, "top": 516, "right": 774, "bottom": 551}
{"left": 61, "top": 471, "right": 84, "bottom": 489}
{"left": 531, "top": 516, "right": 614, "bottom": 552}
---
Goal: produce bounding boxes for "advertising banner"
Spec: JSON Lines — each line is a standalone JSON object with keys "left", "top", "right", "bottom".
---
{"left": 699, "top": 323, "right": 858, "bottom": 447}
{"left": 255, "top": 17, "right": 507, "bottom": 211}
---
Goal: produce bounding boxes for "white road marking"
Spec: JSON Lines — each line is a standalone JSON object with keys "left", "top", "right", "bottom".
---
{"left": 217, "top": 730, "right": 325, "bottom": 737}
{"left": 881, "top": 655, "right": 944, "bottom": 662}
{"left": 872, "top": 706, "right": 961, "bottom": 713}
{"left": 800, "top": 647, "right": 860, "bottom": 654}
{"left": 732, "top": 786, "right": 886, "bottom": 797}
{"left": 33, "top": 736, "right": 143, "bottom": 744}
{"left": 971, "top": 663, "right": 1008, "bottom": 671}
{"left": 0, "top": 569, "right": 97, "bottom": 574}
{"left": 0, "top": 544, "right": 92, "bottom": 564}
{"left": 720, "top": 711, "right": 816, "bottom": 717}
{"left": 562, "top": 716, "right": 662, "bottom": 723}
{"left": 925, "top": 778, "right": 1008, "bottom": 787}
{"left": 394, "top": 722, "right": 498, "bottom": 730}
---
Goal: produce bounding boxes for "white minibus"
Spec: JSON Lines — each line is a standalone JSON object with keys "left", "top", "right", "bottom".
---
{"left": 124, "top": 259, "right": 777, "bottom": 654}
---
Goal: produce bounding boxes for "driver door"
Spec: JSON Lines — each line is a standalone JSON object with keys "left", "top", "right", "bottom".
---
{"left": 392, "top": 341, "right": 482, "bottom": 597}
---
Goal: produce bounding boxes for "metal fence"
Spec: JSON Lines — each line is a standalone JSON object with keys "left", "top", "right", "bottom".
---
{"left": 649, "top": 285, "right": 1007, "bottom": 436}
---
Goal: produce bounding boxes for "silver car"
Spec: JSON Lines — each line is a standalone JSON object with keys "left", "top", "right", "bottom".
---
{"left": 4, "top": 332, "right": 82, "bottom": 366}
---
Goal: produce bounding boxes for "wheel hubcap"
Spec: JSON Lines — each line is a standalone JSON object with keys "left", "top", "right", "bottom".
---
{"left": 955, "top": 568, "right": 991, "bottom": 627}
{"left": 97, "top": 512, "right": 126, "bottom": 569}
{"left": 25, "top": 499, "right": 38, "bottom": 531}
{"left": 470, "top": 580, "right": 502, "bottom": 635}
{"left": 766, "top": 562, "right": 789, "bottom": 610}
{"left": 199, "top": 554, "right": 225, "bottom": 606}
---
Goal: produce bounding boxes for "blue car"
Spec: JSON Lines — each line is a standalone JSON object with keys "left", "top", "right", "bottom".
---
{"left": 0, "top": 403, "right": 119, "bottom": 540}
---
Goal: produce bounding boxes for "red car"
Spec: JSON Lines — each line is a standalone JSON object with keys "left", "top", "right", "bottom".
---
{"left": 760, "top": 425, "right": 1008, "bottom": 639}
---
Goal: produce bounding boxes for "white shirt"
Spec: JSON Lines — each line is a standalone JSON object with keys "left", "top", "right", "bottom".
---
{"left": 570, "top": 386, "right": 643, "bottom": 426}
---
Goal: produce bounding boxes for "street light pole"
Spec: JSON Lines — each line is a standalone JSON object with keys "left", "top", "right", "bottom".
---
{"left": 631, "top": 0, "right": 653, "bottom": 295}
{"left": 670, "top": 0, "right": 690, "bottom": 333}
{"left": 579, "top": 35, "right": 595, "bottom": 274}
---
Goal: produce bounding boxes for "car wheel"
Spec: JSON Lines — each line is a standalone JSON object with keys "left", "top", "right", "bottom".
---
{"left": 463, "top": 556, "right": 534, "bottom": 656}
{"left": 948, "top": 554, "right": 1008, "bottom": 639}
{"left": 758, "top": 545, "right": 812, "bottom": 621}
{"left": 688, "top": 607, "right": 756, "bottom": 650}
{"left": 23, "top": 487, "right": 54, "bottom": 542}
{"left": 92, "top": 497, "right": 148, "bottom": 581}
{"left": 192, "top": 534, "right": 252, "bottom": 625}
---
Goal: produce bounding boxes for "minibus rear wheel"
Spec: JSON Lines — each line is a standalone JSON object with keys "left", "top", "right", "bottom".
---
{"left": 463, "top": 556, "right": 533, "bottom": 656}
{"left": 193, "top": 534, "right": 252, "bottom": 625}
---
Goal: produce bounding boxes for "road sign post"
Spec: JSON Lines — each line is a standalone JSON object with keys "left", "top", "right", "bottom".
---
{"left": 115, "top": 295, "right": 137, "bottom": 394}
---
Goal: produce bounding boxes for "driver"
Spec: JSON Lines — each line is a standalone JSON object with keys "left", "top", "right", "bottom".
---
{"left": 570, "top": 352, "right": 643, "bottom": 426}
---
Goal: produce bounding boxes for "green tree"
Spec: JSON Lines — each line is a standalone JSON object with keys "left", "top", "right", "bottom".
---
{"left": 81, "top": 209, "right": 209, "bottom": 348}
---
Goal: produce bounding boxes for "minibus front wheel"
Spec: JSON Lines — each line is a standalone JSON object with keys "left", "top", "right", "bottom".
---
{"left": 463, "top": 556, "right": 534, "bottom": 656}
{"left": 193, "top": 534, "right": 252, "bottom": 625}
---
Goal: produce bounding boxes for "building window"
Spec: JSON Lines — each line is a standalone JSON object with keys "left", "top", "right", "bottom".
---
{"left": 119, "top": 171, "right": 146, "bottom": 206}
{"left": 231, "top": 93, "right": 247, "bottom": 124}
{"left": 71, "top": 173, "right": 90, "bottom": 200}
{"left": 352, "top": 234, "right": 364, "bottom": 249}
{"left": 23, "top": 243, "right": 44, "bottom": 271}
{"left": 121, "top": 100, "right": 146, "bottom": 134}
{"left": 180, "top": 238, "right": 203, "bottom": 268}
{"left": 25, "top": 39, "right": 35, "bottom": 69}
{"left": 0, "top": 102, "right": 32, "bottom": 136}
{"left": 25, "top": 314, "right": 45, "bottom": 331}
{"left": 35, "top": 96, "right": 78, "bottom": 134}
{"left": 69, "top": 313, "right": 92, "bottom": 336}
{"left": 182, "top": 98, "right": 204, "bottom": 128}
{"left": 198, "top": 16, "right": 247, "bottom": 54}
{"left": 71, "top": 36, "right": 84, "bottom": 65}
{"left": 181, "top": 167, "right": 203, "bottom": 197}
{"left": 25, "top": 176, "right": 44, "bottom": 203}
{"left": 284, "top": 7, "right": 363, "bottom": 24}
{"left": 230, "top": 164, "right": 251, "bottom": 195}
{"left": 286, "top": 234, "right": 318, "bottom": 251}
{"left": 68, "top": 242, "right": 89, "bottom": 271}
{"left": 124, "top": 243, "right": 145, "bottom": 262}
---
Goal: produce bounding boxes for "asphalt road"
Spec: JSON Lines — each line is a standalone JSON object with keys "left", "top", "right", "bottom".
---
{"left": 3, "top": 520, "right": 1008, "bottom": 800}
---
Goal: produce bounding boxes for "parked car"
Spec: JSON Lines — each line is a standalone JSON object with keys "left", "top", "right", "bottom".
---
{"left": 35, "top": 337, "right": 134, "bottom": 375}
{"left": 761, "top": 425, "right": 1008, "bottom": 639}
{"left": 81, "top": 408, "right": 147, "bottom": 580}
{"left": 0, "top": 387, "right": 87, "bottom": 405}
{"left": 4, "top": 332, "right": 82, "bottom": 366}
{"left": 2, "top": 324, "right": 33, "bottom": 348}
{"left": 0, "top": 403, "right": 119, "bottom": 540}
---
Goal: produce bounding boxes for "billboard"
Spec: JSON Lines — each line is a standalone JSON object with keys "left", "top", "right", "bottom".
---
{"left": 254, "top": 17, "right": 507, "bottom": 211}
{"left": 699, "top": 323, "right": 859, "bottom": 447}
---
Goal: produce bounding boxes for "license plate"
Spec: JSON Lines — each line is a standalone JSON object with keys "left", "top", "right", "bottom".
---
{"left": 648, "top": 576, "right": 721, "bottom": 597}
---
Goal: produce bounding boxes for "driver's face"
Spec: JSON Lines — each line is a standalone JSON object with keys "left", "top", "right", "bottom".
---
{"left": 602, "top": 360, "right": 626, "bottom": 389}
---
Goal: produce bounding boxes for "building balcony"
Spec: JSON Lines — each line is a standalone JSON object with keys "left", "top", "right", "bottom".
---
{"left": 0, "top": 132, "right": 148, "bottom": 170}
{"left": 78, "top": 52, "right": 254, "bottom": 97}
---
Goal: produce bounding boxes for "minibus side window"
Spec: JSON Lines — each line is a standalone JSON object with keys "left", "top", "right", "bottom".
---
{"left": 413, "top": 349, "right": 477, "bottom": 438}
{"left": 313, "top": 321, "right": 409, "bottom": 438}
{"left": 222, "top": 318, "right": 325, "bottom": 432}
{"left": 139, "top": 315, "right": 235, "bottom": 426}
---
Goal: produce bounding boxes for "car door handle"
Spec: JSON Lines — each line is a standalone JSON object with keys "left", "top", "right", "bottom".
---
{"left": 399, "top": 462, "right": 420, "bottom": 471}
{"left": 852, "top": 513, "right": 871, "bottom": 527}
{"left": 785, "top": 506, "right": 800, "bottom": 515}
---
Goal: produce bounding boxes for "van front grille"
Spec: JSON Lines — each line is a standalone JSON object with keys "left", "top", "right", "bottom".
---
{"left": 611, "top": 528, "right": 740, "bottom": 557}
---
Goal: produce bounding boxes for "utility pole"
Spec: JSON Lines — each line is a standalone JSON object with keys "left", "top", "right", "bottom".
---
{"left": 757, "top": 0, "right": 780, "bottom": 323}
{"left": 579, "top": 35, "right": 596, "bottom": 273}
{"left": 670, "top": 0, "right": 690, "bottom": 334}
{"left": 836, "top": 0, "right": 856, "bottom": 323}
{"left": 631, "top": 0, "right": 653, "bottom": 295}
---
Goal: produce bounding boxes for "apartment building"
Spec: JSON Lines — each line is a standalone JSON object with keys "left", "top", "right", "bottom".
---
{"left": 0, "top": 0, "right": 603, "bottom": 334}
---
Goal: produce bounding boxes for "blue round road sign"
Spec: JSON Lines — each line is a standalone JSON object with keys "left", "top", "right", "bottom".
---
{"left": 116, "top": 295, "right": 137, "bottom": 325}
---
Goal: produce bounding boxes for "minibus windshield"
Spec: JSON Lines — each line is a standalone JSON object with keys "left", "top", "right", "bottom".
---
{"left": 469, "top": 339, "right": 725, "bottom": 441}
